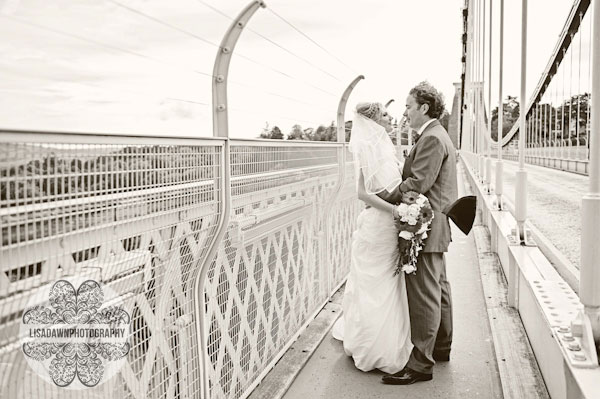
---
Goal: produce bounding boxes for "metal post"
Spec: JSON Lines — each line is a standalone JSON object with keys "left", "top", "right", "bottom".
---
{"left": 569, "top": 34, "right": 574, "bottom": 161}
{"left": 495, "top": 0, "right": 504, "bottom": 210}
{"left": 559, "top": 66, "right": 564, "bottom": 159}
{"left": 477, "top": 0, "right": 483, "bottom": 176}
{"left": 479, "top": 0, "right": 486, "bottom": 182}
{"left": 515, "top": 0, "right": 529, "bottom": 245}
{"left": 485, "top": 0, "right": 493, "bottom": 193}
{"left": 195, "top": 2, "right": 265, "bottom": 397}
{"left": 212, "top": 1, "right": 266, "bottom": 138}
{"left": 472, "top": 0, "right": 476, "bottom": 158}
{"left": 337, "top": 76, "right": 365, "bottom": 143}
{"left": 474, "top": 0, "right": 480, "bottom": 173}
{"left": 463, "top": 0, "right": 473, "bottom": 154}
{"left": 325, "top": 75, "right": 364, "bottom": 295}
{"left": 470, "top": 0, "right": 475, "bottom": 156}
{"left": 580, "top": 0, "right": 600, "bottom": 351}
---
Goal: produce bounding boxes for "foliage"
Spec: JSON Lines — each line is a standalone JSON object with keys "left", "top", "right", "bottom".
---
{"left": 491, "top": 96, "right": 520, "bottom": 141}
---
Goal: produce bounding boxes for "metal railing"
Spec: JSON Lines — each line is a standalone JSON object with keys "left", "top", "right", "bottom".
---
{"left": 469, "top": 0, "right": 593, "bottom": 175}
{"left": 0, "top": 132, "right": 361, "bottom": 399}
{"left": 462, "top": 0, "right": 600, "bottom": 376}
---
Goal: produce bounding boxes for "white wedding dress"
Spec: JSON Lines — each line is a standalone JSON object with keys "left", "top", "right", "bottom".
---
{"left": 332, "top": 113, "right": 412, "bottom": 374}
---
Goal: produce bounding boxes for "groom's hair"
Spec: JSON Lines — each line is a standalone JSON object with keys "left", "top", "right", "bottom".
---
{"left": 409, "top": 81, "right": 445, "bottom": 119}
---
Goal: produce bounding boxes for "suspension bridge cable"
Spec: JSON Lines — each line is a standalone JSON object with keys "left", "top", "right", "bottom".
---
{"left": 229, "top": 106, "right": 330, "bottom": 126}
{"left": 107, "top": 0, "right": 338, "bottom": 97}
{"left": 245, "top": 26, "right": 341, "bottom": 82}
{"left": 106, "top": 0, "right": 220, "bottom": 48}
{"left": 0, "top": 14, "right": 216, "bottom": 79}
{"left": 266, "top": 7, "right": 358, "bottom": 74}
{"left": 1, "top": 14, "right": 332, "bottom": 108}
{"left": 0, "top": 86, "right": 210, "bottom": 108}
{"left": 195, "top": 0, "right": 342, "bottom": 83}
{"left": 4, "top": 15, "right": 341, "bottom": 119}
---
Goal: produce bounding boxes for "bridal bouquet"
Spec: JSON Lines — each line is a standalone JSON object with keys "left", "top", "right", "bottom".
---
{"left": 393, "top": 191, "right": 434, "bottom": 275}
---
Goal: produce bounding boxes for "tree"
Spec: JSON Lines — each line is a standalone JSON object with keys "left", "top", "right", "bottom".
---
{"left": 270, "top": 126, "right": 283, "bottom": 139}
{"left": 287, "top": 124, "right": 304, "bottom": 140}
{"left": 258, "top": 124, "right": 284, "bottom": 139}
{"left": 530, "top": 93, "right": 590, "bottom": 147}
{"left": 344, "top": 121, "right": 352, "bottom": 142}
{"left": 322, "top": 122, "right": 336, "bottom": 141}
{"left": 491, "top": 96, "right": 520, "bottom": 141}
{"left": 258, "top": 122, "right": 271, "bottom": 139}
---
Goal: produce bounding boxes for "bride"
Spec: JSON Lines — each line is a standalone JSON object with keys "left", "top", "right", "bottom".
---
{"left": 332, "top": 102, "right": 412, "bottom": 374}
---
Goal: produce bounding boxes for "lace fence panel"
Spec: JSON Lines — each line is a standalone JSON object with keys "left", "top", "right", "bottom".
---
{"left": 328, "top": 157, "right": 362, "bottom": 293}
{"left": 202, "top": 141, "right": 341, "bottom": 399}
{"left": 0, "top": 132, "right": 224, "bottom": 399}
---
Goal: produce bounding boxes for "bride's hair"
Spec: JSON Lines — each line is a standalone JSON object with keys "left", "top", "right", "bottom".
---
{"left": 356, "top": 102, "right": 384, "bottom": 121}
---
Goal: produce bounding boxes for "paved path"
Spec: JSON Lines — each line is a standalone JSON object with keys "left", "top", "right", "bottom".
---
{"left": 493, "top": 159, "right": 587, "bottom": 269}
{"left": 283, "top": 171, "right": 503, "bottom": 399}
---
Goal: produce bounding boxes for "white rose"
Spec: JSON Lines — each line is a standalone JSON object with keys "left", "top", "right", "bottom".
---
{"left": 397, "top": 203, "right": 409, "bottom": 216}
{"left": 402, "top": 264, "right": 417, "bottom": 274}
{"left": 416, "top": 196, "right": 427, "bottom": 206}
{"left": 407, "top": 216, "right": 418, "bottom": 226}
{"left": 408, "top": 205, "right": 420, "bottom": 218}
{"left": 399, "top": 231, "right": 414, "bottom": 240}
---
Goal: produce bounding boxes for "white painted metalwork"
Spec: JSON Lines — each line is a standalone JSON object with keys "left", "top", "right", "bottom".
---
{"left": 495, "top": 0, "right": 504, "bottom": 210}
{"left": 0, "top": 131, "right": 361, "bottom": 399}
{"left": 493, "top": 0, "right": 593, "bottom": 176}
{"left": 580, "top": 0, "right": 600, "bottom": 356}
{"left": 199, "top": 3, "right": 266, "bottom": 397}
{"left": 212, "top": 1, "right": 266, "bottom": 138}
{"left": 515, "top": 0, "right": 530, "bottom": 246}
{"left": 485, "top": 0, "right": 493, "bottom": 194}
{"left": 0, "top": 132, "right": 224, "bottom": 398}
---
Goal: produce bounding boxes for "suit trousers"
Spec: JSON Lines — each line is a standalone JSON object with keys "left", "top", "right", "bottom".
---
{"left": 405, "top": 252, "right": 453, "bottom": 374}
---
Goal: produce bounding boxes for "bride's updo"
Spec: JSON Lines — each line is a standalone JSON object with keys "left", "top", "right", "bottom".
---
{"left": 356, "top": 102, "right": 384, "bottom": 121}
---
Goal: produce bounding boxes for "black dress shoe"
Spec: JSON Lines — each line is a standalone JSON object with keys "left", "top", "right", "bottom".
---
{"left": 433, "top": 351, "right": 450, "bottom": 361}
{"left": 381, "top": 367, "right": 432, "bottom": 385}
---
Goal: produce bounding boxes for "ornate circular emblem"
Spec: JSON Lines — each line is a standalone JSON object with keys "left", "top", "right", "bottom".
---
{"left": 20, "top": 277, "right": 131, "bottom": 389}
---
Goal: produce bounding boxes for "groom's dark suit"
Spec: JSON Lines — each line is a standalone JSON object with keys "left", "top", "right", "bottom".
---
{"left": 383, "top": 119, "right": 458, "bottom": 375}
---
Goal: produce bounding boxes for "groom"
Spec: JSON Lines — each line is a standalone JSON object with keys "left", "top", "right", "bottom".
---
{"left": 380, "top": 81, "right": 458, "bottom": 384}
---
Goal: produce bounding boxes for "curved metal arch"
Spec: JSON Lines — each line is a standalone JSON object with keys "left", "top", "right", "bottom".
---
{"left": 212, "top": 0, "right": 266, "bottom": 138}
{"left": 324, "top": 75, "right": 364, "bottom": 295}
{"left": 336, "top": 75, "right": 365, "bottom": 143}
{"left": 195, "top": 2, "right": 266, "bottom": 398}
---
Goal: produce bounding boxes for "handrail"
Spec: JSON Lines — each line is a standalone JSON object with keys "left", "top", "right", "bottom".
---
{"left": 0, "top": 129, "right": 226, "bottom": 144}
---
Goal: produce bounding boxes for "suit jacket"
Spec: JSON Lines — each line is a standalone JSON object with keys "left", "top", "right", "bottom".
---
{"left": 399, "top": 120, "right": 458, "bottom": 252}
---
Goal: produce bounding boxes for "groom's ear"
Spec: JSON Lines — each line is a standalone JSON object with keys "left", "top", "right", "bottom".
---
{"left": 420, "top": 103, "right": 429, "bottom": 115}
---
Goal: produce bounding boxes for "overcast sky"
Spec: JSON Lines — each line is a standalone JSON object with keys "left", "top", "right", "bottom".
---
{"left": 0, "top": 0, "right": 577, "bottom": 139}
